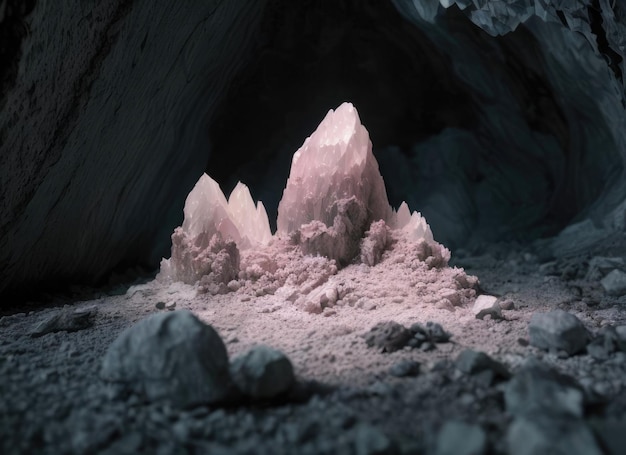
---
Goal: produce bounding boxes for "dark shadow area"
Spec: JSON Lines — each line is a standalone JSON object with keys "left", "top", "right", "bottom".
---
{"left": 207, "top": 0, "right": 477, "bottom": 231}
{"left": 207, "top": 0, "right": 621, "bottom": 250}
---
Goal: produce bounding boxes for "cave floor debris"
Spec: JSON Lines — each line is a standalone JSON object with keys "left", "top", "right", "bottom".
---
{"left": 1, "top": 245, "right": 626, "bottom": 455}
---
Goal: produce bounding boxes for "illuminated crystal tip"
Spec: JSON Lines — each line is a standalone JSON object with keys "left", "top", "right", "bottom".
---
{"left": 277, "top": 102, "right": 392, "bottom": 234}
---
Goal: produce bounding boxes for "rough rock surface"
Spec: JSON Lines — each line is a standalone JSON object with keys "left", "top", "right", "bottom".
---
{"left": 365, "top": 321, "right": 412, "bottom": 353}
{"left": 2, "top": 243, "right": 626, "bottom": 454}
{"left": 231, "top": 345, "right": 295, "bottom": 400}
{"left": 455, "top": 349, "right": 510, "bottom": 380}
{"left": 30, "top": 306, "right": 96, "bottom": 337}
{"left": 435, "top": 420, "right": 487, "bottom": 455}
{"left": 601, "top": 269, "right": 626, "bottom": 296}
{"left": 528, "top": 310, "right": 588, "bottom": 355}
{"left": 0, "top": 0, "right": 265, "bottom": 297}
{"left": 506, "top": 413, "right": 602, "bottom": 455}
{"left": 101, "top": 310, "right": 231, "bottom": 408}
{"left": 504, "top": 360, "right": 585, "bottom": 418}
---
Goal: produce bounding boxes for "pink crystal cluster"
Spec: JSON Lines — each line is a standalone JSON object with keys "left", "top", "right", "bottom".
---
{"left": 159, "top": 102, "right": 440, "bottom": 286}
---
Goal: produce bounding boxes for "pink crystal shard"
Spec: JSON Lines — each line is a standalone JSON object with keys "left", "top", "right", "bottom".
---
{"left": 158, "top": 174, "right": 270, "bottom": 283}
{"left": 276, "top": 102, "right": 392, "bottom": 235}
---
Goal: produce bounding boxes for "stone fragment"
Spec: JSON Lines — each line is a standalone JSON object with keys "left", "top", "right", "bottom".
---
{"left": 472, "top": 295, "right": 502, "bottom": 320}
{"left": 31, "top": 306, "right": 96, "bottom": 338}
{"left": 301, "top": 284, "right": 339, "bottom": 314}
{"left": 455, "top": 349, "right": 510, "bottom": 381}
{"left": 101, "top": 310, "right": 231, "bottom": 408}
{"left": 365, "top": 321, "right": 412, "bottom": 353}
{"left": 165, "top": 301, "right": 176, "bottom": 311}
{"left": 230, "top": 345, "right": 295, "bottom": 399}
{"left": 586, "top": 326, "right": 619, "bottom": 360}
{"left": 353, "top": 423, "right": 395, "bottom": 455}
{"left": 410, "top": 321, "right": 451, "bottom": 343}
{"left": 528, "top": 310, "right": 588, "bottom": 355}
{"left": 155, "top": 301, "right": 166, "bottom": 310}
{"left": 506, "top": 414, "right": 602, "bottom": 455}
{"left": 389, "top": 360, "right": 421, "bottom": 377}
{"left": 435, "top": 420, "right": 487, "bottom": 455}
{"left": 504, "top": 360, "right": 584, "bottom": 418}
{"left": 601, "top": 269, "right": 626, "bottom": 296}
{"left": 586, "top": 257, "right": 625, "bottom": 281}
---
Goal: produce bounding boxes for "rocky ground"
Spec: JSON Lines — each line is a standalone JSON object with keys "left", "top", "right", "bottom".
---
{"left": 2, "top": 236, "right": 626, "bottom": 455}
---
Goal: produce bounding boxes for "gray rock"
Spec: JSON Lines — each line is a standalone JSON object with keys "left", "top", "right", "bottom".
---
{"left": 101, "top": 310, "right": 231, "bottom": 408}
{"left": 504, "top": 360, "right": 584, "bottom": 418}
{"left": 601, "top": 269, "right": 626, "bottom": 296}
{"left": 31, "top": 306, "right": 96, "bottom": 337}
{"left": 507, "top": 414, "right": 602, "bottom": 455}
{"left": 353, "top": 423, "right": 394, "bottom": 455}
{"left": 528, "top": 310, "right": 588, "bottom": 355}
{"left": 586, "top": 257, "right": 625, "bottom": 281}
{"left": 231, "top": 345, "right": 294, "bottom": 399}
{"left": 472, "top": 295, "right": 502, "bottom": 320}
{"left": 455, "top": 349, "right": 510, "bottom": 381}
{"left": 409, "top": 321, "right": 451, "bottom": 343}
{"left": 365, "top": 321, "right": 412, "bottom": 352}
{"left": 587, "top": 326, "right": 619, "bottom": 360}
{"left": 435, "top": 420, "right": 487, "bottom": 455}
{"left": 389, "top": 360, "right": 420, "bottom": 377}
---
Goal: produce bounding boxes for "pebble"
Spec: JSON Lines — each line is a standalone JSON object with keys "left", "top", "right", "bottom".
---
{"left": 353, "top": 423, "right": 395, "bottom": 455}
{"left": 528, "top": 310, "right": 588, "bottom": 355}
{"left": 600, "top": 269, "right": 626, "bottom": 296}
{"left": 231, "top": 345, "right": 295, "bottom": 399}
{"left": 435, "top": 420, "right": 487, "bottom": 455}
{"left": 455, "top": 349, "right": 510, "bottom": 381}
{"left": 365, "top": 321, "right": 412, "bottom": 353}
{"left": 389, "top": 360, "right": 420, "bottom": 377}
{"left": 472, "top": 295, "right": 502, "bottom": 320}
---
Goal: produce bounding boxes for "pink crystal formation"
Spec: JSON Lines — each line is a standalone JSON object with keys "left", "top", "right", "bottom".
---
{"left": 160, "top": 102, "right": 435, "bottom": 283}
{"left": 158, "top": 177, "right": 271, "bottom": 284}
{"left": 277, "top": 102, "right": 433, "bottom": 260}
{"left": 277, "top": 102, "right": 391, "bottom": 234}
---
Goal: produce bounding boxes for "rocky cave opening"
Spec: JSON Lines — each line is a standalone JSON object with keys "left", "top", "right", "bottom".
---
{"left": 207, "top": 0, "right": 622, "bottom": 252}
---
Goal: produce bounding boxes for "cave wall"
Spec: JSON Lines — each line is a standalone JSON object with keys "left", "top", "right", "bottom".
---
{"left": 2, "top": 0, "right": 626, "bottom": 298}
{"left": 0, "top": 0, "right": 264, "bottom": 297}
{"left": 392, "top": 0, "right": 626, "bottom": 251}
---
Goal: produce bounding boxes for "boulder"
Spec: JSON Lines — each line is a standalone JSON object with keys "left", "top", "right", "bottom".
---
{"left": 101, "top": 310, "right": 231, "bottom": 408}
